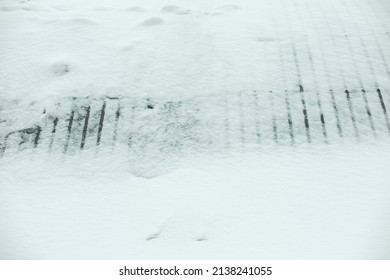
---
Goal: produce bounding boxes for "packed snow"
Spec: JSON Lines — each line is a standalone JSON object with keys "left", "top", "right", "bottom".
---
{"left": 1, "top": 0, "right": 390, "bottom": 259}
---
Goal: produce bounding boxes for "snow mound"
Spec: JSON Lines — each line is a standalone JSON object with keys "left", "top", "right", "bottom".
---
{"left": 162, "top": 5, "right": 192, "bottom": 15}
{"left": 141, "top": 17, "right": 164, "bottom": 27}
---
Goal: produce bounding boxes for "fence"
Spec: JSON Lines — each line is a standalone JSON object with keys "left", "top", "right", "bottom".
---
{"left": 1, "top": 87, "right": 389, "bottom": 158}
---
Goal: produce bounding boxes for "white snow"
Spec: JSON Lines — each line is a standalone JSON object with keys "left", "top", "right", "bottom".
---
{"left": 1, "top": 0, "right": 390, "bottom": 259}
{"left": 1, "top": 142, "right": 390, "bottom": 259}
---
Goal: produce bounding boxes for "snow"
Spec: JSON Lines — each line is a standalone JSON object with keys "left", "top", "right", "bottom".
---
{"left": 1, "top": 142, "right": 390, "bottom": 259}
{"left": 1, "top": 0, "right": 390, "bottom": 259}
{"left": 2, "top": 0, "right": 390, "bottom": 105}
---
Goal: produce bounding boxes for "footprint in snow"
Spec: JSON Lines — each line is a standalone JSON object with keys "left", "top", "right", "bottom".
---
{"left": 256, "top": 37, "right": 280, "bottom": 43}
{"left": 146, "top": 224, "right": 166, "bottom": 241}
{"left": 162, "top": 5, "right": 192, "bottom": 15}
{"left": 141, "top": 17, "right": 164, "bottom": 27}
{"left": 196, "top": 235, "right": 208, "bottom": 242}
{"left": 210, "top": 4, "right": 241, "bottom": 16}
{"left": 50, "top": 62, "right": 71, "bottom": 76}
{"left": 146, "top": 232, "right": 161, "bottom": 241}
{"left": 43, "top": 17, "right": 97, "bottom": 26}
{"left": 126, "top": 6, "right": 146, "bottom": 12}
{"left": 146, "top": 218, "right": 212, "bottom": 242}
{"left": 69, "top": 17, "right": 97, "bottom": 25}
{"left": 215, "top": 4, "right": 240, "bottom": 12}
{"left": 120, "top": 42, "right": 141, "bottom": 52}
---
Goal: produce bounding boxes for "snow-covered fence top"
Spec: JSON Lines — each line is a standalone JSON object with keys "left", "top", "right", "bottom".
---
{"left": 1, "top": 87, "right": 389, "bottom": 158}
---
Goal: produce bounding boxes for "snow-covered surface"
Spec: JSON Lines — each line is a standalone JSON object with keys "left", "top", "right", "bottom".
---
{"left": 1, "top": 0, "right": 390, "bottom": 259}
{"left": 1, "top": 0, "right": 390, "bottom": 105}
{"left": 1, "top": 143, "right": 390, "bottom": 259}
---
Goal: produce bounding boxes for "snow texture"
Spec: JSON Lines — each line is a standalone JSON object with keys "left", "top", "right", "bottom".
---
{"left": 1, "top": 0, "right": 390, "bottom": 259}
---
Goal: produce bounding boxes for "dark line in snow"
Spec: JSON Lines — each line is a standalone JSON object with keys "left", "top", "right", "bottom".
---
{"left": 253, "top": 91, "right": 261, "bottom": 144}
{"left": 64, "top": 110, "right": 75, "bottom": 154}
{"left": 299, "top": 85, "right": 311, "bottom": 143}
{"left": 97, "top": 101, "right": 106, "bottom": 146}
{"left": 80, "top": 105, "right": 91, "bottom": 149}
{"left": 330, "top": 89, "right": 343, "bottom": 138}
{"left": 270, "top": 2, "right": 294, "bottom": 145}
{"left": 345, "top": 90, "right": 360, "bottom": 139}
{"left": 49, "top": 117, "right": 59, "bottom": 151}
{"left": 113, "top": 102, "right": 121, "bottom": 145}
{"left": 33, "top": 126, "right": 41, "bottom": 148}
{"left": 269, "top": 91, "right": 278, "bottom": 144}
{"left": 285, "top": 90, "right": 295, "bottom": 145}
{"left": 361, "top": 89, "right": 376, "bottom": 136}
{"left": 377, "top": 89, "right": 390, "bottom": 132}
